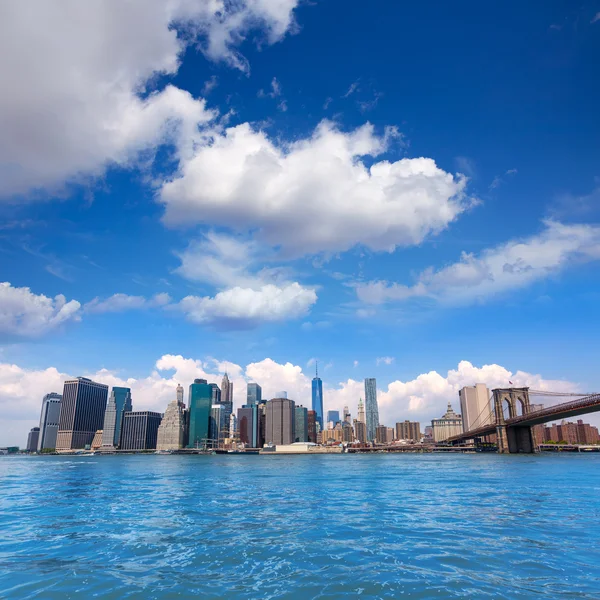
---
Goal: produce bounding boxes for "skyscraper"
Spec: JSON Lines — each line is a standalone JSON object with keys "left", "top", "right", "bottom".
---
{"left": 459, "top": 384, "right": 491, "bottom": 432}
{"left": 395, "top": 420, "right": 421, "bottom": 441}
{"left": 343, "top": 406, "right": 351, "bottom": 424}
{"left": 364, "top": 378, "right": 379, "bottom": 442}
{"left": 312, "top": 364, "right": 323, "bottom": 430}
{"left": 26, "top": 427, "right": 40, "bottom": 452}
{"left": 188, "top": 379, "right": 212, "bottom": 448}
{"left": 221, "top": 373, "right": 233, "bottom": 405}
{"left": 209, "top": 383, "right": 221, "bottom": 404}
{"left": 265, "top": 397, "right": 295, "bottom": 445}
{"left": 56, "top": 377, "right": 109, "bottom": 451}
{"left": 176, "top": 383, "right": 184, "bottom": 406}
{"left": 307, "top": 410, "right": 317, "bottom": 443}
{"left": 247, "top": 382, "right": 262, "bottom": 406}
{"left": 237, "top": 406, "right": 254, "bottom": 447}
{"left": 37, "top": 392, "right": 62, "bottom": 451}
{"left": 295, "top": 406, "right": 308, "bottom": 442}
{"left": 326, "top": 410, "right": 340, "bottom": 425}
{"left": 209, "top": 403, "right": 223, "bottom": 447}
{"left": 353, "top": 419, "right": 367, "bottom": 443}
{"left": 101, "top": 387, "right": 132, "bottom": 448}
{"left": 120, "top": 411, "right": 162, "bottom": 450}
{"left": 156, "top": 396, "right": 186, "bottom": 450}
{"left": 357, "top": 398, "right": 366, "bottom": 423}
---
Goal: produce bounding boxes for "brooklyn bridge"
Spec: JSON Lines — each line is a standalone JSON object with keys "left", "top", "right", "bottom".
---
{"left": 447, "top": 388, "right": 600, "bottom": 453}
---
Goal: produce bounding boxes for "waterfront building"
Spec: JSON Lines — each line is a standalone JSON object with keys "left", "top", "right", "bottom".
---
{"left": 91, "top": 430, "right": 103, "bottom": 451}
{"left": 265, "top": 397, "right": 295, "bottom": 445}
{"left": 395, "top": 420, "right": 421, "bottom": 441}
{"left": 364, "top": 378, "right": 379, "bottom": 441}
{"left": 56, "top": 377, "right": 109, "bottom": 451}
{"left": 342, "top": 421, "right": 354, "bottom": 442}
{"left": 544, "top": 420, "right": 600, "bottom": 444}
{"left": 424, "top": 425, "right": 433, "bottom": 441}
{"left": 431, "top": 402, "right": 463, "bottom": 442}
{"left": 357, "top": 397, "right": 366, "bottom": 423}
{"left": 209, "top": 403, "right": 223, "bottom": 447}
{"left": 26, "top": 427, "right": 40, "bottom": 452}
{"left": 323, "top": 422, "right": 344, "bottom": 444}
{"left": 529, "top": 403, "right": 545, "bottom": 445}
{"left": 188, "top": 379, "right": 212, "bottom": 449}
{"left": 247, "top": 383, "right": 262, "bottom": 406}
{"left": 307, "top": 410, "right": 317, "bottom": 443}
{"left": 375, "top": 425, "right": 388, "bottom": 444}
{"left": 238, "top": 406, "right": 254, "bottom": 447}
{"left": 459, "top": 384, "right": 491, "bottom": 432}
{"left": 176, "top": 383, "right": 184, "bottom": 406}
{"left": 295, "top": 406, "right": 308, "bottom": 442}
{"left": 156, "top": 397, "right": 186, "bottom": 450}
{"left": 312, "top": 366, "right": 324, "bottom": 431}
{"left": 120, "top": 411, "right": 162, "bottom": 450}
{"left": 353, "top": 419, "right": 366, "bottom": 443}
{"left": 101, "top": 387, "right": 132, "bottom": 448}
{"left": 326, "top": 410, "right": 340, "bottom": 426}
{"left": 37, "top": 392, "right": 62, "bottom": 451}
{"left": 576, "top": 419, "right": 600, "bottom": 444}
{"left": 343, "top": 406, "right": 351, "bottom": 424}
{"left": 221, "top": 373, "right": 233, "bottom": 405}
{"left": 229, "top": 413, "right": 237, "bottom": 438}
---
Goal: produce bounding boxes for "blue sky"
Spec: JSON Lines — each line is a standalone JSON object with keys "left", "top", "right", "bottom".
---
{"left": 1, "top": 0, "right": 600, "bottom": 446}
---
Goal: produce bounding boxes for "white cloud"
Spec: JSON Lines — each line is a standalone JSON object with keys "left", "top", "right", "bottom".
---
{"left": 176, "top": 283, "right": 317, "bottom": 327}
{"left": 0, "top": 355, "right": 586, "bottom": 447}
{"left": 0, "top": 0, "right": 301, "bottom": 197}
{"left": 84, "top": 293, "right": 172, "bottom": 314}
{"left": 591, "top": 12, "right": 600, "bottom": 24}
{"left": 356, "top": 220, "right": 600, "bottom": 306}
{"left": 353, "top": 360, "right": 359, "bottom": 368}
{"left": 376, "top": 356, "right": 395, "bottom": 366}
{"left": 0, "top": 282, "right": 81, "bottom": 337}
{"left": 161, "top": 120, "right": 470, "bottom": 257}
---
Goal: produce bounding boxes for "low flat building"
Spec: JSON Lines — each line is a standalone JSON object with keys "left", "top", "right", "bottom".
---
{"left": 261, "top": 443, "right": 343, "bottom": 454}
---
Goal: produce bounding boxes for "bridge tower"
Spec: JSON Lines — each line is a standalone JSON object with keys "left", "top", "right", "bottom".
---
{"left": 492, "top": 387, "right": 535, "bottom": 453}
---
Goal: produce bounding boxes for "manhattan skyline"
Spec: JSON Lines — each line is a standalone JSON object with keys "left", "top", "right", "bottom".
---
{"left": 2, "top": 1, "right": 600, "bottom": 447}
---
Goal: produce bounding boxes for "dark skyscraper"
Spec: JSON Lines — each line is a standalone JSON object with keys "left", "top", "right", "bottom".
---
{"left": 120, "top": 411, "right": 162, "bottom": 450}
{"left": 295, "top": 406, "right": 308, "bottom": 442}
{"left": 247, "top": 382, "right": 262, "bottom": 406}
{"left": 364, "top": 378, "right": 379, "bottom": 442}
{"left": 38, "top": 392, "right": 62, "bottom": 451}
{"left": 265, "top": 397, "right": 295, "bottom": 445}
{"left": 26, "top": 427, "right": 40, "bottom": 452}
{"left": 311, "top": 364, "right": 323, "bottom": 431}
{"left": 101, "top": 387, "right": 132, "bottom": 448}
{"left": 307, "top": 410, "right": 317, "bottom": 443}
{"left": 188, "top": 379, "right": 211, "bottom": 448}
{"left": 56, "top": 377, "right": 109, "bottom": 450}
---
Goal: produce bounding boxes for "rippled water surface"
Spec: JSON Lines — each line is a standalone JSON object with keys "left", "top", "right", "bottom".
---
{"left": 1, "top": 453, "right": 599, "bottom": 599}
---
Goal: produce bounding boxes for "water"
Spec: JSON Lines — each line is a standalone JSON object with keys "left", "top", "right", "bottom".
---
{"left": 1, "top": 454, "right": 599, "bottom": 599}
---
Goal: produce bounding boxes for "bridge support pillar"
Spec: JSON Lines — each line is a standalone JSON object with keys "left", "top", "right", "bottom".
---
{"left": 496, "top": 425, "right": 510, "bottom": 454}
{"left": 496, "top": 424, "right": 535, "bottom": 453}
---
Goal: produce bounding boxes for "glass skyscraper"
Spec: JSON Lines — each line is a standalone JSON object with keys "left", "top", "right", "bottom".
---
{"left": 326, "top": 410, "right": 340, "bottom": 425}
{"left": 364, "top": 378, "right": 379, "bottom": 442}
{"left": 101, "top": 387, "right": 132, "bottom": 447}
{"left": 188, "top": 379, "right": 212, "bottom": 448}
{"left": 311, "top": 369, "right": 323, "bottom": 431}
{"left": 247, "top": 382, "right": 262, "bottom": 406}
{"left": 38, "top": 392, "right": 62, "bottom": 451}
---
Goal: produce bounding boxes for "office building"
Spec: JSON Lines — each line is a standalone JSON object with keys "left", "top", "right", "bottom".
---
{"left": 176, "top": 383, "right": 185, "bottom": 406}
{"left": 276, "top": 391, "right": 288, "bottom": 399}
{"left": 209, "top": 404, "right": 223, "bottom": 447}
{"left": 312, "top": 365, "right": 324, "bottom": 431}
{"left": 265, "top": 397, "right": 295, "bottom": 445}
{"left": 247, "top": 383, "right": 262, "bottom": 406}
{"left": 101, "top": 387, "right": 132, "bottom": 448}
{"left": 431, "top": 402, "right": 463, "bottom": 442}
{"left": 307, "top": 410, "right": 317, "bottom": 443}
{"left": 357, "top": 397, "right": 365, "bottom": 423}
{"left": 188, "top": 379, "right": 212, "bottom": 449}
{"left": 221, "top": 373, "right": 233, "bottom": 405}
{"left": 459, "top": 384, "right": 492, "bottom": 432}
{"left": 37, "top": 392, "right": 62, "bottom": 451}
{"left": 326, "top": 410, "right": 340, "bottom": 426}
{"left": 156, "top": 397, "right": 187, "bottom": 450}
{"left": 342, "top": 421, "right": 354, "bottom": 442}
{"left": 375, "top": 425, "right": 389, "bottom": 444}
{"left": 323, "top": 422, "right": 344, "bottom": 444}
{"left": 120, "top": 411, "right": 162, "bottom": 450}
{"left": 343, "top": 406, "right": 351, "bottom": 424}
{"left": 229, "top": 413, "right": 237, "bottom": 438}
{"left": 364, "top": 378, "right": 379, "bottom": 441}
{"left": 295, "top": 406, "right": 308, "bottom": 442}
{"left": 26, "top": 427, "right": 40, "bottom": 452}
{"left": 354, "top": 419, "right": 367, "bottom": 443}
{"left": 395, "top": 420, "right": 421, "bottom": 441}
{"left": 209, "top": 383, "right": 221, "bottom": 404}
{"left": 56, "top": 377, "right": 109, "bottom": 451}
{"left": 238, "top": 406, "right": 254, "bottom": 447}
{"left": 91, "top": 430, "right": 103, "bottom": 451}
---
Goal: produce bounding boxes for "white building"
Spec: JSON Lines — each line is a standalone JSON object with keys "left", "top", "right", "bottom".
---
{"left": 432, "top": 402, "right": 463, "bottom": 442}
{"left": 459, "top": 384, "right": 492, "bottom": 432}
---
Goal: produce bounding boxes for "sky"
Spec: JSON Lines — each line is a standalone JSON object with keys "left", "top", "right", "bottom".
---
{"left": 1, "top": 0, "right": 600, "bottom": 447}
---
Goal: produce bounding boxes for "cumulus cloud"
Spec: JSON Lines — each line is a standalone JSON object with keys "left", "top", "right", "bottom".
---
{"left": 0, "top": 282, "right": 81, "bottom": 337}
{"left": 0, "top": 0, "right": 301, "bottom": 197}
{"left": 84, "top": 293, "right": 172, "bottom": 314}
{"left": 161, "top": 120, "right": 470, "bottom": 257}
{"left": 356, "top": 220, "right": 600, "bottom": 306}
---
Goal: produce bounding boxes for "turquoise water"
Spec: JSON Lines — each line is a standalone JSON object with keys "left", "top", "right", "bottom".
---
{"left": 1, "top": 454, "right": 599, "bottom": 599}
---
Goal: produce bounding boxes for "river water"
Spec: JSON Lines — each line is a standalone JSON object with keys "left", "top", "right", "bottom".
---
{"left": 1, "top": 453, "right": 599, "bottom": 598}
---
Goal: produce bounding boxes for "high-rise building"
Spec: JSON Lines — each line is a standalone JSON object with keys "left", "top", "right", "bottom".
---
{"left": 395, "top": 420, "right": 421, "bottom": 441}
{"left": 342, "top": 421, "right": 354, "bottom": 442}
{"left": 459, "top": 384, "right": 491, "bottom": 432}
{"left": 364, "top": 378, "right": 379, "bottom": 442}
{"left": 188, "top": 379, "right": 212, "bottom": 449}
{"left": 101, "top": 387, "right": 132, "bottom": 448}
{"left": 221, "top": 373, "right": 233, "bottom": 405}
{"left": 312, "top": 365, "right": 324, "bottom": 430}
{"left": 357, "top": 397, "right": 366, "bottom": 423}
{"left": 265, "top": 398, "right": 295, "bottom": 445}
{"left": 276, "top": 391, "right": 288, "bottom": 399}
{"left": 237, "top": 403, "right": 265, "bottom": 448}
{"left": 229, "top": 412, "right": 237, "bottom": 439}
{"left": 307, "top": 410, "right": 317, "bottom": 443}
{"left": 120, "top": 411, "right": 162, "bottom": 450}
{"left": 247, "top": 383, "right": 262, "bottom": 406}
{"left": 343, "top": 406, "right": 351, "bottom": 424}
{"left": 56, "top": 377, "right": 109, "bottom": 451}
{"left": 37, "top": 392, "right": 62, "bottom": 451}
{"left": 176, "top": 383, "right": 184, "bottom": 406}
{"left": 326, "top": 410, "right": 340, "bottom": 426}
{"left": 431, "top": 402, "right": 463, "bottom": 442}
{"left": 353, "top": 419, "right": 367, "bottom": 443}
{"left": 209, "top": 383, "right": 221, "bottom": 404}
{"left": 295, "top": 406, "right": 308, "bottom": 442}
{"left": 209, "top": 404, "right": 223, "bottom": 447}
{"left": 156, "top": 397, "right": 186, "bottom": 450}
{"left": 26, "top": 427, "right": 40, "bottom": 452}
{"left": 375, "top": 425, "right": 388, "bottom": 444}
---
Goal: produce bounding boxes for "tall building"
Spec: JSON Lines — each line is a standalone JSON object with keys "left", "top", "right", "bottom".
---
{"left": 295, "top": 406, "right": 308, "bottom": 442}
{"left": 176, "top": 383, "right": 184, "bottom": 406}
{"left": 431, "top": 402, "right": 463, "bottom": 442}
{"left": 120, "top": 411, "right": 162, "bottom": 450}
{"left": 395, "top": 420, "right": 421, "bottom": 441}
{"left": 237, "top": 403, "right": 265, "bottom": 448}
{"left": 459, "top": 384, "right": 491, "bottom": 432}
{"left": 357, "top": 397, "right": 366, "bottom": 423}
{"left": 307, "top": 410, "right": 317, "bottom": 443}
{"left": 101, "top": 387, "right": 132, "bottom": 448}
{"left": 209, "top": 383, "right": 221, "bottom": 404}
{"left": 375, "top": 425, "right": 388, "bottom": 444}
{"left": 156, "top": 397, "right": 186, "bottom": 450}
{"left": 247, "top": 382, "right": 262, "bottom": 406}
{"left": 342, "top": 421, "right": 354, "bottom": 443}
{"left": 56, "top": 377, "right": 109, "bottom": 451}
{"left": 326, "top": 410, "right": 340, "bottom": 426}
{"left": 188, "top": 379, "right": 212, "bottom": 448}
{"left": 353, "top": 419, "right": 367, "bottom": 443}
{"left": 229, "top": 412, "right": 237, "bottom": 439}
{"left": 343, "top": 406, "right": 351, "bottom": 424}
{"left": 26, "top": 427, "right": 40, "bottom": 452}
{"left": 37, "top": 392, "right": 62, "bottom": 451}
{"left": 221, "top": 373, "right": 233, "bottom": 405}
{"left": 364, "top": 378, "right": 379, "bottom": 441}
{"left": 265, "top": 397, "right": 295, "bottom": 445}
{"left": 312, "top": 365, "right": 324, "bottom": 431}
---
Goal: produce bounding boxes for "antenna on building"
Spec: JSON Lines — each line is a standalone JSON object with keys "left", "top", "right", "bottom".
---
{"left": 316, "top": 360, "right": 318, "bottom": 378}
